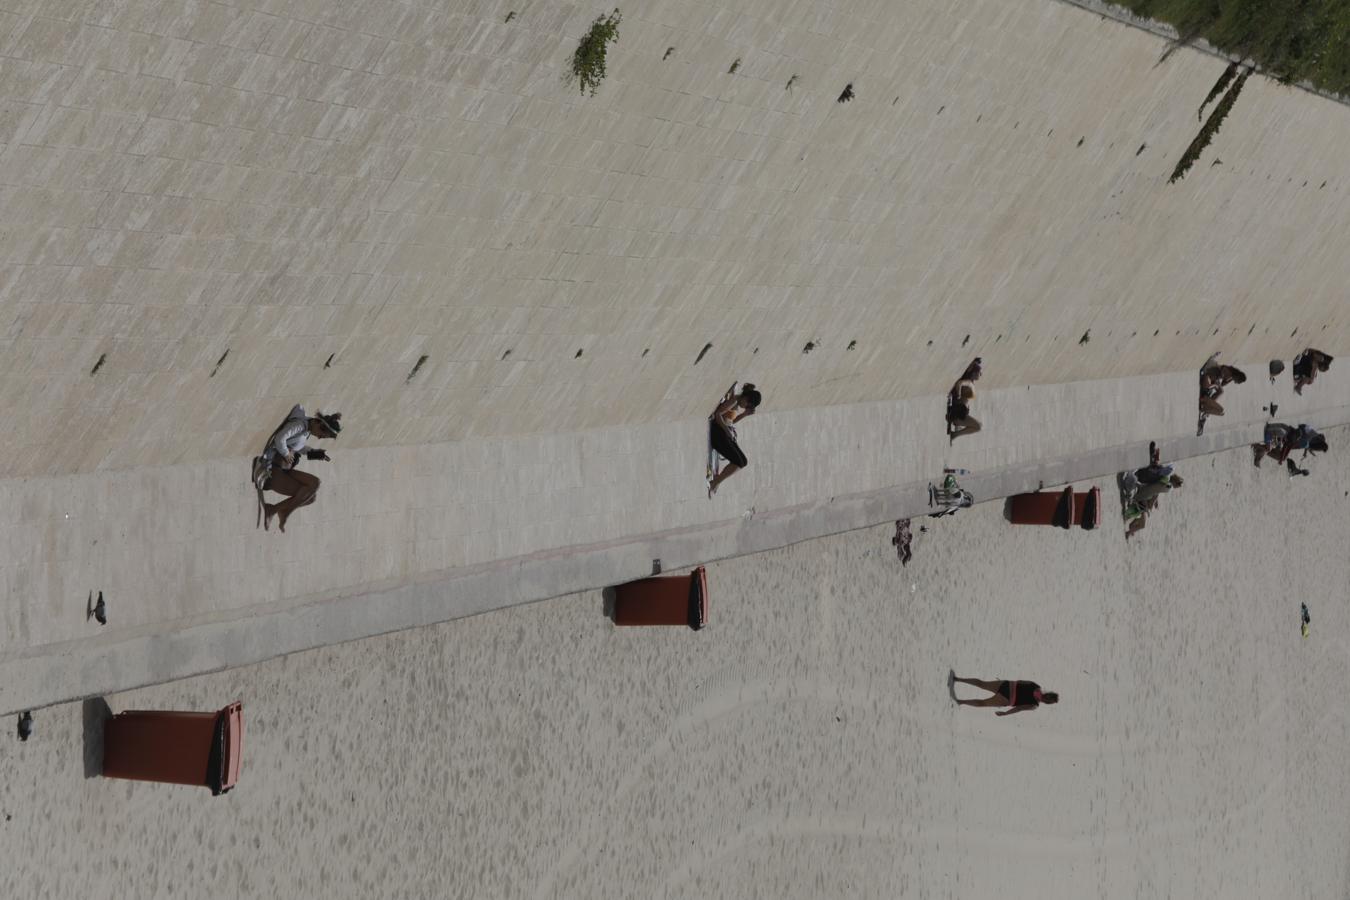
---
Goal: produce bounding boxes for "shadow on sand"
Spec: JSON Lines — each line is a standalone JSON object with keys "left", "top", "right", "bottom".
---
{"left": 81, "top": 697, "right": 112, "bottom": 779}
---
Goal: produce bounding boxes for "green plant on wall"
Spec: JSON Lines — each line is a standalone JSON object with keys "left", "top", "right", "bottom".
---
{"left": 1169, "top": 69, "right": 1248, "bottom": 183}
{"left": 571, "top": 9, "right": 622, "bottom": 96}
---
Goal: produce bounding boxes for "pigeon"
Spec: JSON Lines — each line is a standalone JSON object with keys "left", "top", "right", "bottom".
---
{"left": 17, "top": 711, "right": 32, "bottom": 741}
{"left": 92, "top": 591, "right": 106, "bottom": 626}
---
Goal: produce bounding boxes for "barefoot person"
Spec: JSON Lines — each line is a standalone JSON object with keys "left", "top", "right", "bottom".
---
{"left": 946, "top": 358, "right": 983, "bottom": 441}
{"left": 1197, "top": 354, "right": 1245, "bottom": 433}
{"left": 707, "top": 382, "right": 762, "bottom": 497}
{"left": 1292, "top": 348, "right": 1333, "bottom": 395}
{"left": 1252, "top": 423, "right": 1327, "bottom": 467}
{"left": 252, "top": 405, "right": 342, "bottom": 532}
{"left": 951, "top": 673, "right": 1059, "bottom": 715}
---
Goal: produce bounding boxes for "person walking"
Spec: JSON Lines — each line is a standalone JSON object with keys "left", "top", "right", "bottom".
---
{"left": 950, "top": 672, "right": 1059, "bottom": 715}
{"left": 252, "top": 405, "right": 342, "bottom": 532}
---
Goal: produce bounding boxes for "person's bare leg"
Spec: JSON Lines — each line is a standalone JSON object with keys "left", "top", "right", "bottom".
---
{"left": 1199, "top": 396, "right": 1223, "bottom": 416}
{"left": 264, "top": 469, "right": 306, "bottom": 531}
{"left": 273, "top": 470, "right": 319, "bottom": 532}
{"left": 708, "top": 464, "right": 739, "bottom": 497}
{"left": 953, "top": 676, "right": 1002, "bottom": 693}
{"left": 957, "top": 695, "right": 1008, "bottom": 707}
{"left": 950, "top": 417, "right": 981, "bottom": 439}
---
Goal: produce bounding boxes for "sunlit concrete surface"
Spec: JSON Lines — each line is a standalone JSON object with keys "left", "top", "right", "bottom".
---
{"left": 1, "top": 0, "right": 1348, "bottom": 707}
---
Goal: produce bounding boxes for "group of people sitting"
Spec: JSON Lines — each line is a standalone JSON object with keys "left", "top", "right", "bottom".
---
{"left": 1252, "top": 422, "right": 1327, "bottom": 475}
{"left": 250, "top": 343, "right": 1332, "bottom": 533}
{"left": 1197, "top": 347, "right": 1335, "bottom": 435}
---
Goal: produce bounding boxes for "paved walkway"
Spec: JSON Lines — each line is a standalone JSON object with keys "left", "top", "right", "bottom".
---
{"left": 3, "top": 361, "right": 1345, "bottom": 713}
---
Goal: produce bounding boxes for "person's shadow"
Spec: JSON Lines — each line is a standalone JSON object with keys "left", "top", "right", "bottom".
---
{"left": 1114, "top": 472, "right": 1135, "bottom": 514}
{"left": 947, "top": 669, "right": 958, "bottom": 704}
{"left": 81, "top": 697, "right": 112, "bottom": 778}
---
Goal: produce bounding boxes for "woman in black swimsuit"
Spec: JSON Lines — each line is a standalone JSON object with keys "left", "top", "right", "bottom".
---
{"left": 707, "top": 382, "right": 762, "bottom": 497}
{"left": 951, "top": 672, "right": 1058, "bottom": 715}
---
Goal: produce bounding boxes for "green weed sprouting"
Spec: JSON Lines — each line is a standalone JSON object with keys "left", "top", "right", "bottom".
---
{"left": 1170, "top": 70, "right": 1249, "bottom": 184}
{"left": 1198, "top": 62, "right": 1238, "bottom": 120}
{"left": 571, "top": 9, "right": 621, "bottom": 96}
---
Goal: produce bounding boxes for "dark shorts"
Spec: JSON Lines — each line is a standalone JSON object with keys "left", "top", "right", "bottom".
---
{"left": 710, "top": 419, "right": 748, "bottom": 468}
{"left": 997, "top": 681, "right": 1012, "bottom": 702}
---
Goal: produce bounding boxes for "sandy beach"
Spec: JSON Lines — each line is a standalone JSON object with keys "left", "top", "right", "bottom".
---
{"left": 2, "top": 430, "right": 1345, "bottom": 898}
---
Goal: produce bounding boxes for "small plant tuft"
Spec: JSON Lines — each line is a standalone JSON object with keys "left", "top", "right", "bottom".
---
{"left": 406, "top": 354, "right": 429, "bottom": 383}
{"left": 663, "top": 46, "right": 674, "bottom": 60}
{"left": 505, "top": 10, "right": 516, "bottom": 22}
{"left": 837, "top": 83, "right": 854, "bottom": 103}
{"left": 728, "top": 57, "right": 741, "bottom": 74}
{"left": 785, "top": 74, "right": 798, "bottom": 91}
{"left": 571, "top": 9, "right": 621, "bottom": 96}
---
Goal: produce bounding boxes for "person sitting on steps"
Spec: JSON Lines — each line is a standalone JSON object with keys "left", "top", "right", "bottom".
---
{"left": 1292, "top": 348, "right": 1333, "bottom": 395}
{"left": 946, "top": 357, "right": 983, "bottom": 441}
{"left": 1252, "top": 423, "right": 1327, "bottom": 467}
{"left": 707, "top": 382, "right": 762, "bottom": 498}
{"left": 1198, "top": 354, "right": 1246, "bottom": 419}
{"left": 253, "top": 405, "right": 342, "bottom": 532}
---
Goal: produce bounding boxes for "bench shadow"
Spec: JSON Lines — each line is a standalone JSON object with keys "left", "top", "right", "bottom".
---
{"left": 601, "top": 586, "right": 617, "bottom": 623}
{"left": 82, "top": 697, "right": 112, "bottom": 779}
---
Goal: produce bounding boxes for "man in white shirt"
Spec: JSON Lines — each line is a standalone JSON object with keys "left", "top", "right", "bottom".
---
{"left": 257, "top": 406, "right": 342, "bottom": 532}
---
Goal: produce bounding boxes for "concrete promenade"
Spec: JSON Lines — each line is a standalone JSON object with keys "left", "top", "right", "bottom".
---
{"left": 3, "top": 363, "right": 1347, "bottom": 713}
{"left": 6, "top": 430, "right": 1349, "bottom": 899}
{"left": 3, "top": 0, "right": 1350, "bottom": 712}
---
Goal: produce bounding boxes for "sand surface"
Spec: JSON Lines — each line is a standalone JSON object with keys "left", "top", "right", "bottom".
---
{"left": 1, "top": 431, "right": 1346, "bottom": 898}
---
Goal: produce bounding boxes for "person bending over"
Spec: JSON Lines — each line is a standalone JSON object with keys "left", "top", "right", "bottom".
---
{"left": 707, "top": 382, "right": 762, "bottom": 497}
